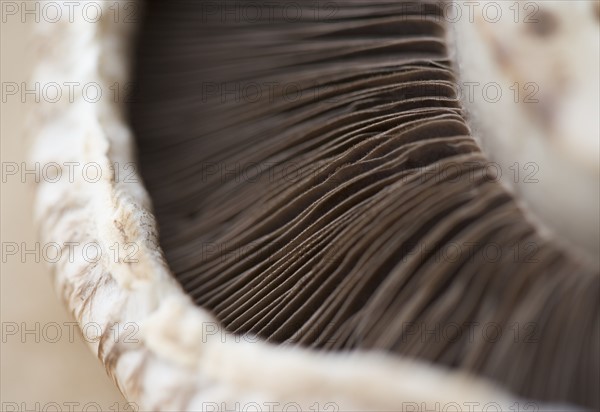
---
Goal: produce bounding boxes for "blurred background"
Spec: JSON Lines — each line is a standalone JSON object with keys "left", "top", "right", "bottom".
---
{"left": 1, "top": 16, "right": 125, "bottom": 409}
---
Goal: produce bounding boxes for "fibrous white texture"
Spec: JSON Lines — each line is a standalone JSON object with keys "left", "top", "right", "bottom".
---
{"left": 450, "top": 0, "right": 600, "bottom": 265}
{"left": 29, "top": 1, "right": 573, "bottom": 410}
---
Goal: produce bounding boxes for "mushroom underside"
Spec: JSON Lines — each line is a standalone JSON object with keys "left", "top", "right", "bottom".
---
{"left": 129, "top": 1, "right": 599, "bottom": 408}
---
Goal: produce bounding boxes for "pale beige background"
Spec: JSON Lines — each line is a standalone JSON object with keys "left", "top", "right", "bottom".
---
{"left": 1, "top": 16, "right": 126, "bottom": 410}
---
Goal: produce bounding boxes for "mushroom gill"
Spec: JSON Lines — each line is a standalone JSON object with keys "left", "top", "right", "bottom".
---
{"left": 129, "top": 1, "right": 599, "bottom": 408}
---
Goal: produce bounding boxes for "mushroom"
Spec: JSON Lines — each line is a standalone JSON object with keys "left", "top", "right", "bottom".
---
{"left": 30, "top": 0, "right": 598, "bottom": 410}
